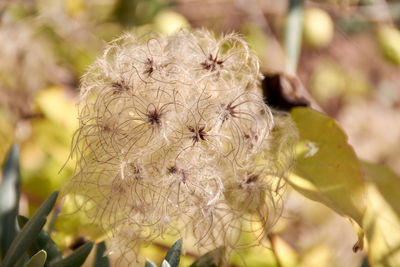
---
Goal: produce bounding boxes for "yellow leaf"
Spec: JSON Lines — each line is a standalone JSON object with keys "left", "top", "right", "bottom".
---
{"left": 363, "top": 183, "right": 400, "bottom": 267}
{"left": 361, "top": 161, "right": 400, "bottom": 218}
{"left": 362, "top": 162, "right": 400, "bottom": 267}
{"left": 290, "top": 107, "right": 366, "bottom": 249}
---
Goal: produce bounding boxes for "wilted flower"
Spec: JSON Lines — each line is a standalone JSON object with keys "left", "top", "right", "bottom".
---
{"left": 65, "top": 29, "right": 297, "bottom": 265}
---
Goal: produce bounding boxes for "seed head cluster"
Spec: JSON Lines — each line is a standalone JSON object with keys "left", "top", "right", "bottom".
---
{"left": 65, "top": 29, "right": 297, "bottom": 264}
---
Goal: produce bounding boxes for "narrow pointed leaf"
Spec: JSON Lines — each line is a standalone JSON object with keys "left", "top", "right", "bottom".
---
{"left": 26, "top": 250, "right": 47, "bottom": 267}
{"left": 15, "top": 253, "right": 29, "bottom": 267}
{"left": 0, "top": 144, "right": 20, "bottom": 257}
{"left": 2, "top": 191, "right": 59, "bottom": 267}
{"left": 164, "top": 239, "right": 182, "bottom": 267}
{"left": 49, "top": 241, "right": 93, "bottom": 267}
{"left": 17, "top": 215, "right": 62, "bottom": 263}
{"left": 145, "top": 260, "right": 157, "bottom": 267}
{"left": 46, "top": 208, "right": 60, "bottom": 234}
{"left": 190, "top": 247, "right": 224, "bottom": 267}
{"left": 361, "top": 257, "right": 370, "bottom": 267}
{"left": 94, "top": 241, "right": 110, "bottom": 267}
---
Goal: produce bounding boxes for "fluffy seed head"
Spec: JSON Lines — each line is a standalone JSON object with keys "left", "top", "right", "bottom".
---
{"left": 65, "top": 29, "right": 297, "bottom": 265}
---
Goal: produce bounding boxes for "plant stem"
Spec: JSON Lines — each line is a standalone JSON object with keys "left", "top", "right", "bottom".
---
{"left": 267, "top": 233, "right": 283, "bottom": 267}
{"left": 285, "top": 0, "right": 304, "bottom": 75}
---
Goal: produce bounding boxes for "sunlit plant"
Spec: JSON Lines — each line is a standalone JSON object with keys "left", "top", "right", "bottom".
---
{"left": 64, "top": 29, "right": 298, "bottom": 264}
{"left": 1, "top": 1, "right": 400, "bottom": 267}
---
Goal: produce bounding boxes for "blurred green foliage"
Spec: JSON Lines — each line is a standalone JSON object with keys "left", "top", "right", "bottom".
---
{"left": 113, "top": 0, "right": 174, "bottom": 27}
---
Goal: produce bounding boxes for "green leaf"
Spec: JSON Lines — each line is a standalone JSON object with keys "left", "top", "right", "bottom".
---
{"left": 94, "top": 241, "right": 110, "bottom": 267}
{"left": 0, "top": 144, "right": 20, "bottom": 257}
{"left": 14, "top": 254, "right": 29, "bottom": 267}
{"left": 46, "top": 208, "right": 60, "bottom": 234}
{"left": 161, "top": 260, "right": 171, "bottom": 267}
{"left": 17, "top": 216, "right": 62, "bottom": 263}
{"left": 113, "top": 0, "right": 171, "bottom": 27}
{"left": 190, "top": 247, "right": 224, "bottom": 267}
{"left": 361, "top": 257, "right": 370, "bottom": 267}
{"left": 164, "top": 239, "right": 182, "bottom": 267}
{"left": 26, "top": 250, "right": 47, "bottom": 267}
{"left": 145, "top": 260, "right": 157, "bottom": 267}
{"left": 289, "top": 108, "right": 366, "bottom": 247}
{"left": 362, "top": 162, "right": 400, "bottom": 267}
{"left": 2, "top": 191, "right": 59, "bottom": 267}
{"left": 48, "top": 241, "right": 93, "bottom": 267}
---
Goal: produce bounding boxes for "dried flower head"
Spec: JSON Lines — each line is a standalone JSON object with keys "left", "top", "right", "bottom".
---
{"left": 65, "top": 29, "right": 298, "bottom": 265}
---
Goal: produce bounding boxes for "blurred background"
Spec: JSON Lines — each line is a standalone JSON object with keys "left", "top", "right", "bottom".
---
{"left": 0, "top": 0, "right": 399, "bottom": 266}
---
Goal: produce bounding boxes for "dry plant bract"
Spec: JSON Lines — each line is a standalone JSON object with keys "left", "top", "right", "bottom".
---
{"left": 64, "top": 29, "right": 298, "bottom": 265}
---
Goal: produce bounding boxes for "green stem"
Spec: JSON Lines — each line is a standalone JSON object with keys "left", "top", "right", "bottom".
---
{"left": 285, "top": 0, "right": 304, "bottom": 74}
